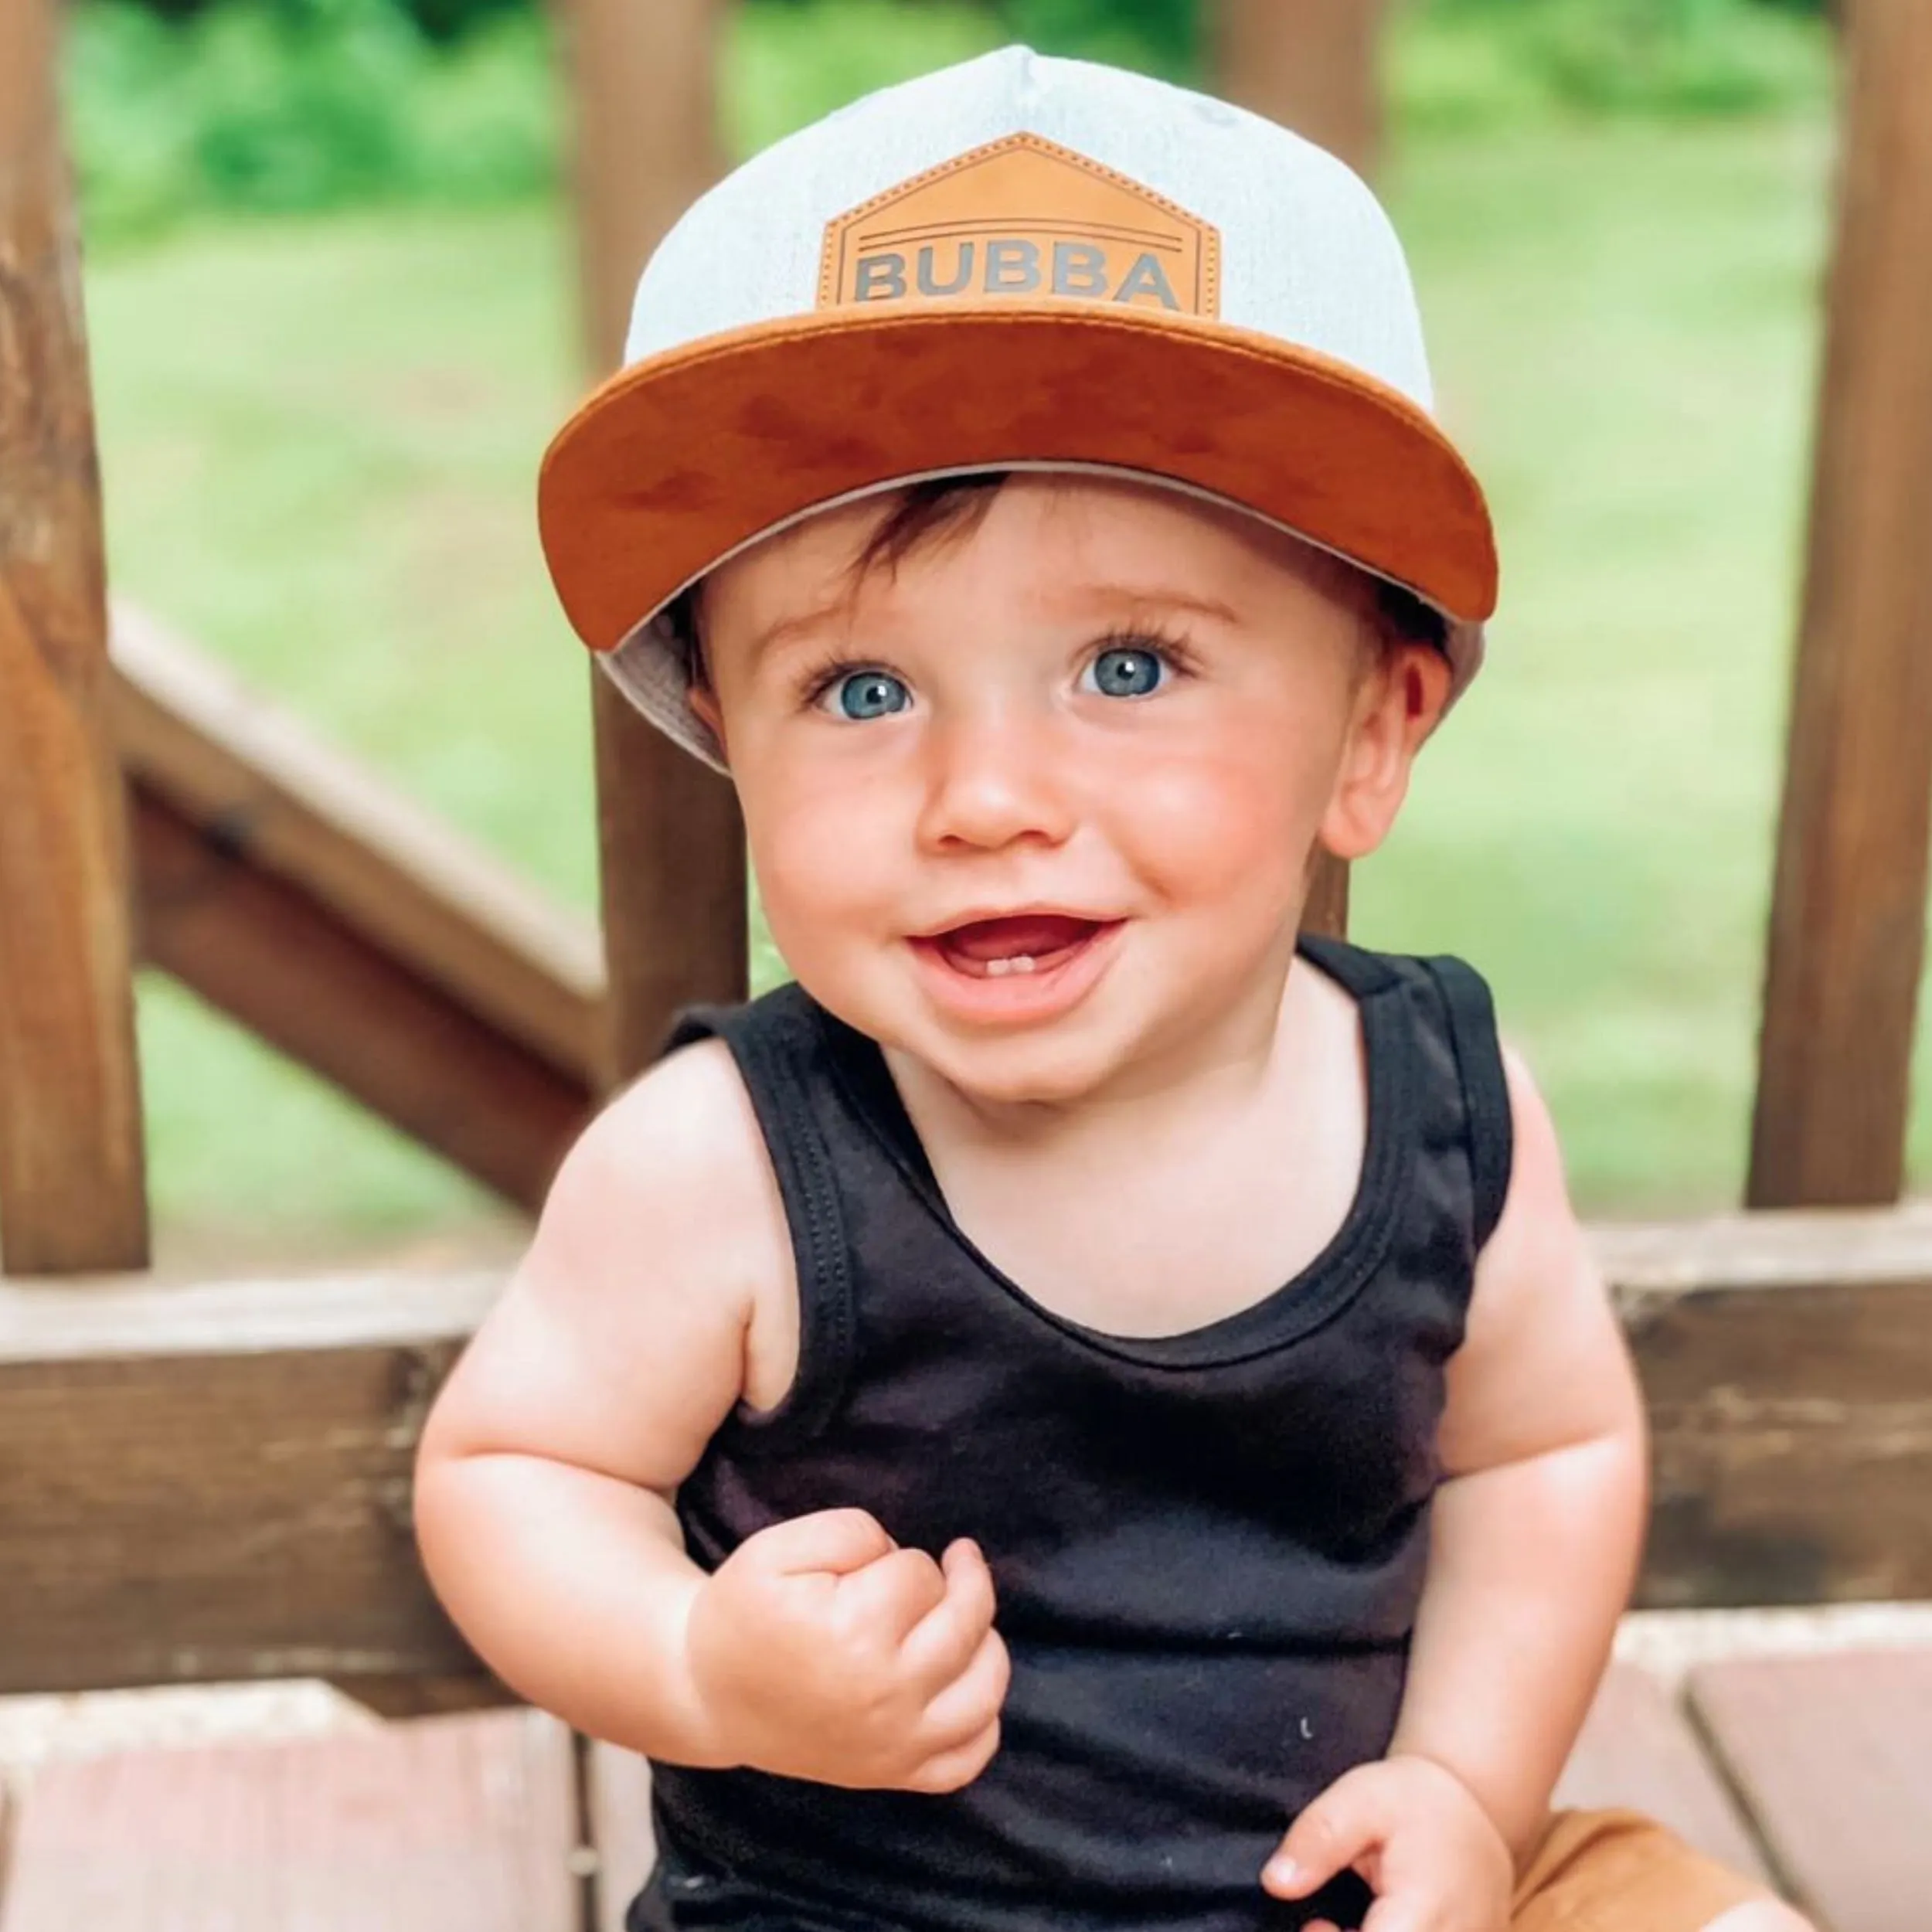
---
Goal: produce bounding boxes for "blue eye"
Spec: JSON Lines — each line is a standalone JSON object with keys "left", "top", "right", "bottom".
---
{"left": 826, "top": 670, "right": 910, "bottom": 719}
{"left": 1086, "top": 645, "right": 1165, "bottom": 699}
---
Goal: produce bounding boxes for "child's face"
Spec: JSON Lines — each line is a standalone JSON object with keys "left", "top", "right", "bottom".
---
{"left": 692, "top": 476, "right": 1448, "bottom": 1104}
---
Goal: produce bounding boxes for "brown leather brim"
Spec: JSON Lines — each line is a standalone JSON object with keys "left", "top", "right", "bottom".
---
{"left": 539, "top": 304, "right": 1497, "bottom": 655}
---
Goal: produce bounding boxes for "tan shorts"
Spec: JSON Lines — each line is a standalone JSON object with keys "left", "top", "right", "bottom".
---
{"left": 1513, "top": 1808, "right": 1773, "bottom": 1930}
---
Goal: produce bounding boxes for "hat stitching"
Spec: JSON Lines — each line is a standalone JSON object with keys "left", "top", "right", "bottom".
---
{"left": 813, "top": 131, "right": 1220, "bottom": 311}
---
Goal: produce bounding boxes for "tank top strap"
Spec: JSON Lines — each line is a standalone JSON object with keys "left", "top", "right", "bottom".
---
{"left": 663, "top": 985, "right": 864, "bottom": 1446}
{"left": 1417, "top": 954, "right": 1515, "bottom": 1252}
{"left": 1299, "top": 935, "right": 1514, "bottom": 1256}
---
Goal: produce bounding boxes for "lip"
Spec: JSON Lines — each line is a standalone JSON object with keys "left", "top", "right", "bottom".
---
{"left": 906, "top": 917, "right": 1126, "bottom": 1027}
{"left": 911, "top": 904, "right": 1121, "bottom": 940}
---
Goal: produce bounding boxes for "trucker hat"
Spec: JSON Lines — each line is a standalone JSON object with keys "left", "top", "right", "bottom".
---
{"left": 539, "top": 46, "right": 1496, "bottom": 770}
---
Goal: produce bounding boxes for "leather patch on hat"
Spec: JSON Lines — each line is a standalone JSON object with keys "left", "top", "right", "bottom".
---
{"left": 819, "top": 133, "right": 1219, "bottom": 318}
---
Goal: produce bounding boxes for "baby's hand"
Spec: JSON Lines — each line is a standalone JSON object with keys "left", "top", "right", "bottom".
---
{"left": 1261, "top": 1755, "right": 1513, "bottom": 1932}
{"left": 683, "top": 1508, "right": 1009, "bottom": 1793}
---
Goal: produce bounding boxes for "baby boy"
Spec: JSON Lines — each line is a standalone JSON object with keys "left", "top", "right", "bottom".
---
{"left": 415, "top": 48, "right": 1803, "bottom": 1932}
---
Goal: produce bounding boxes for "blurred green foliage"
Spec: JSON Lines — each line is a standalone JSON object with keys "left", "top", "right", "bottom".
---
{"left": 1398, "top": 0, "right": 1830, "bottom": 125}
{"left": 66, "top": 0, "right": 557, "bottom": 234}
{"left": 66, "top": 0, "right": 1832, "bottom": 243}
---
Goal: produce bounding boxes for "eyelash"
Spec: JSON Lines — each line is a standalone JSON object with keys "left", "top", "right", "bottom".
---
{"left": 1091, "top": 624, "right": 1200, "bottom": 684}
{"left": 797, "top": 651, "right": 893, "bottom": 713}
{"left": 794, "top": 627, "right": 1201, "bottom": 712}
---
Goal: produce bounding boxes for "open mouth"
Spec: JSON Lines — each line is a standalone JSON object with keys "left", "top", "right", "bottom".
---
{"left": 927, "top": 913, "right": 1111, "bottom": 979}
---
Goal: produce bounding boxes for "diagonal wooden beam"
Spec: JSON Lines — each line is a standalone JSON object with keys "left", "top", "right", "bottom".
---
{"left": 111, "top": 604, "right": 604, "bottom": 1084}
{"left": 0, "top": 0, "right": 148, "bottom": 1274}
{"left": 1748, "top": 0, "right": 1932, "bottom": 1207}
{"left": 107, "top": 605, "right": 601, "bottom": 1213}
{"left": 131, "top": 789, "right": 593, "bottom": 1216}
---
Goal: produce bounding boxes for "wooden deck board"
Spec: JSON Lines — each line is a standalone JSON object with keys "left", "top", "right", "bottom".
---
{"left": 6, "top": 1655, "right": 1928, "bottom": 1928}
{"left": 586, "top": 1742, "right": 655, "bottom": 1932}
{"left": 0, "top": 1709, "right": 582, "bottom": 1932}
{"left": 1690, "top": 1649, "right": 1932, "bottom": 1932}
{"left": 1556, "top": 1662, "right": 1774, "bottom": 1884}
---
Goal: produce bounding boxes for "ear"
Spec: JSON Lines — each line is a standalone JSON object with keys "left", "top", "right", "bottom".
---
{"left": 687, "top": 681, "right": 730, "bottom": 765}
{"left": 1318, "top": 645, "right": 1452, "bottom": 861}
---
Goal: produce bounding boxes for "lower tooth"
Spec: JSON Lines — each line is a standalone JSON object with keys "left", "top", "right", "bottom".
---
{"left": 981, "top": 955, "right": 1038, "bottom": 978}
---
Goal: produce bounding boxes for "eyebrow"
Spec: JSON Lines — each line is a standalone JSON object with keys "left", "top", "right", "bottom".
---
{"left": 742, "top": 581, "right": 1246, "bottom": 668}
{"left": 743, "top": 594, "right": 860, "bottom": 668}
{"left": 1070, "top": 586, "right": 1245, "bottom": 628}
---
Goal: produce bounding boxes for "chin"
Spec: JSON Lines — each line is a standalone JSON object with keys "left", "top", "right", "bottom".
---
{"left": 913, "top": 1020, "right": 1130, "bottom": 1107}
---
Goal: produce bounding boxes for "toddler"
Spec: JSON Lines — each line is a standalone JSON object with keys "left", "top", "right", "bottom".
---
{"left": 416, "top": 49, "right": 1803, "bottom": 1932}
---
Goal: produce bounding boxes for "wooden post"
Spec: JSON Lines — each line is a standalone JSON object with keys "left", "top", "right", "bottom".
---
{"left": 1213, "top": 0, "right": 1385, "bottom": 184}
{"left": 557, "top": 0, "right": 747, "bottom": 1087}
{"left": 1213, "top": 1, "right": 1385, "bottom": 937}
{"left": 1747, "top": 0, "right": 1932, "bottom": 1209}
{"left": 0, "top": 0, "right": 149, "bottom": 1273}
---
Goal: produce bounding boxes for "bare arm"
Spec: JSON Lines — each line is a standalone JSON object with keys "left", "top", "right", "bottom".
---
{"left": 413, "top": 1037, "right": 1007, "bottom": 1788}
{"left": 1386, "top": 1045, "right": 1648, "bottom": 1858}
{"left": 412, "top": 1039, "right": 785, "bottom": 1762}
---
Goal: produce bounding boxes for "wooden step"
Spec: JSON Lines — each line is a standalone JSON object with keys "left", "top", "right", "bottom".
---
{"left": 1690, "top": 1648, "right": 1932, "bottom": 1932}
{"left": 0, "top": 1709, "right": 583, "bottom": 1932}
{"left": 585, "top": 1742, "right": 655, "bottom": 1932}
{"left": 1556, "top": 1662, "right": 1772, "bottom": 1883}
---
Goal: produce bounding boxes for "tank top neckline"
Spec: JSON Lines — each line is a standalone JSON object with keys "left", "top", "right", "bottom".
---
{"left": 805, "top": 933, "right": 1418, "bottom": 1370}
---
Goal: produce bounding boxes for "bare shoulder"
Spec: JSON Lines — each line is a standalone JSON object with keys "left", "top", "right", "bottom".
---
{"left": 1436, "top": 1041, "right": 1642, "bottom": 1475}
{"left": 539, "top": 1036, "right": 785, "bottom": 1302}
{"left": 419, "top": 1036, "right": 796, "bottom": 1492}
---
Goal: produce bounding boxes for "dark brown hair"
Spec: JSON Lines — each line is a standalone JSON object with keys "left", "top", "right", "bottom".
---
{"left": 663, "top": 471, "right": 1446, "bottom": 688}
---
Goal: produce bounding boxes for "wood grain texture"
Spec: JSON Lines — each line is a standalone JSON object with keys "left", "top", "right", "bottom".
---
{"left": 1748, "top": 0, "right": 1932, "bottom": 1208}
{"left": 585, "top": 1741, "right": 656, "bottom": 1932}
{"left": 0, "top": 0, "right": 148, "bottom": 1274}
{"left": 112, "top": 602, "right": 603, "bottom": 1082}
{"left": 559, "top": 0, "right": 747, "bottom": 1087}
{"left": 132, "top": 789, "right": 592, "bottom": 1212}
{"left": 559, "top": 0, "right": 724, "bottom": 378}
{"left": 0, "top": 1267, "right": 497, "bottom": 1693}
{"left": 1620, "top": 1264, "right": 1932, "bottom": 1608}
{"left": 3, "top": 1211, "right": 1929, "bottom": 1698}
{"left": 1213, "top": 0, "right": 1385, "bottom": 178}
{"left": 0, "top": 1709, "right": 582, "bottom": 1932}
{"left": 1554, "top": 1663, "right": 1771, "bottom": 1883}
{"left": 590, "top": 678, "right": 747, "bottom": 1090}
{"left": 1690, "top": 1649, "right": 1932, "bottom": 1930}
{"left": 1611, "top": 1202, "right": 1932, "bottom": 1607}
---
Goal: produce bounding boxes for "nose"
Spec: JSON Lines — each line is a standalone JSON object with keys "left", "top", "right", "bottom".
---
{"left": 913, "top": 706, "right": 1077, "bottom": 855}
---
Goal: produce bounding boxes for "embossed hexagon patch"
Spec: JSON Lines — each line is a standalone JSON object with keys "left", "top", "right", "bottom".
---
{"left": 819, "top": 134, "right": 1221, "bottom": 318}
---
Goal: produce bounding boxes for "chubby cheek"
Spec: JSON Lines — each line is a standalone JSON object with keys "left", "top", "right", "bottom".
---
{"left": 1111, "top": 716, "right": 1328, "bottom": 929}
{"left": 737, "top": 752, "right": 909, "bottom": 981}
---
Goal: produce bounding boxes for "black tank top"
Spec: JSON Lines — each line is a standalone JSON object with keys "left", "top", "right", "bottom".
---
{"left": 632, "top": 937, "right": 1512, "bottom": 1932}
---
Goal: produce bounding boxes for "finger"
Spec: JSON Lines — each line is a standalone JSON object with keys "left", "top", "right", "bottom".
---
{"left": 917, "top": 1628, "right": 1011, "bottom": 1747}
{"left": 1360, "top": 1893, "right": 1440, "bottom": 1932}
{"left": 835, "top": 1545, "right": 949, "bottom": 1640}
{"left": 900, "top": 1542, "right": 998, "bottom": 1689}
{"left": 1264, "top": 1776, "right": 1386, "bottom": 1899}
{"left": 747, "top": 1508, "right": 896, "bottom": 1578}
{"left": 903, "top": 1719, "right": 1001, "bottom": 1795}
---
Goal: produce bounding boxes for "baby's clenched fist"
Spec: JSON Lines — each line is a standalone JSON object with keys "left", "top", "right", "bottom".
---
{"left": 682, "top": 1507, "right": 1009, "bottom": 1793}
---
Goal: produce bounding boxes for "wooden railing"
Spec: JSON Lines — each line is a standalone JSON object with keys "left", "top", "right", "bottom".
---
{"left": 2, "top": 0, "right": 1930, "bottom": 1704}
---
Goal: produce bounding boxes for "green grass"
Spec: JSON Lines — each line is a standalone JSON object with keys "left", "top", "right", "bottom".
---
{"left": 79, "top": 107, "right": 1865, "bottom": 1254}
{"left": 1357, "top": 114, "right": 1839, "bottom": 1210}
